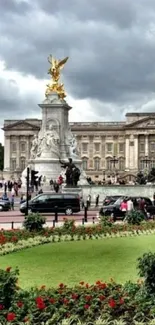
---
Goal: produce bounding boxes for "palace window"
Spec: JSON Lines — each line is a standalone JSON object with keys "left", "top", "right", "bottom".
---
{"left": 150, "top": 159, "right": 155, "bottom": 168}
{"left": 119, "top": 143, "right": 124, "bottom": 153}
{"left": 94, "top": 157, "right": 100, "bottom": 170}
{"left": 82, "top": 143, "right": 88, "bottom": 152}
{"left": 20, "top": 142, "right": 26, "bottom": 152}
{"left": 11, "top": 142, "right": 16, "bottom": 152}
{"left": 106, "top": 157, "right": 112, "bottom": 170}
{"left": 139, "top": 159, "right": 145, "bottom": 170}
{"left": 10, "top": 158, "right": 16, "bottom": 170}
{"left": 94, "top": 143, "right": 100, "bottom": 152}
{"left": 150, "top": 142, "right": 155, "bottom": 152}
{"left": 119, "top": 157, "right": 125, "bottom": 171}
{"left": 106, "top": 143, "right": 113, "bottom": 152}
{"left": 82, "top": 157, "right": 88, "bottom": 170}
{"left": 140, "top": 143, "right": 145, "bottom": 152}
{"left": 20, "top": 157, "right": 26, "bottom": 170}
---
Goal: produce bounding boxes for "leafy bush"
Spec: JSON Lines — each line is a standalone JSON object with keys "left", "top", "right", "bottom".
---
{"left": 125, "top": 210, "right": 145, "bottom": 225}
{"left": 0, "top": 267, "right": 19, "bottom": 309}
{"left": 23, "top": 213, "right": 46, "bottom": 232}
{"left": 62, "top": 218, "right": 75, "bottom": 232}
{"left": 137, "top": 252, "right": 155, "bottom": 294}
{"left": 100, "top": 215, "right": 113, "bottom": 227}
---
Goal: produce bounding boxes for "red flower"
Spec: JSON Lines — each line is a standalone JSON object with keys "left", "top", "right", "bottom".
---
{"left": 17, "top": 301, "right": 23, "bottom": 308}
{"left": 79, "top": 281, "right": 84, "bottom": 285}
{"left": 37, "top": 301, "right": 46, "bottom": 310}
{"left": 59, "top": 283, "right": 64, "bottom": 289}
{"left": 63, "top": 298, "right": 69, "bottom": 305}
{"left": 84, "top": 304, "right": 90, "bottom": 309}
{"left": 49, "top": 298, "right": 55, "bottom": 304}
{"left": 99, "top": 295, "right": 105, "bottom": 301}
{"left": 85, "top": 295, "right": 92, "bottom": 302}
{"left": 108, "top": 298, "right": 116, "bottom": 308}
{"left": 85, "top": 283, "right": 89, "bottom": 288}
{"left": 96, "top": 280, "right": 101, "bottom": 285}
{"left": 6, "top": 312, "right": 16, "bottom": 321}
{"left": 72, "top": 293, "right": 78, "bottom": 300}
{"left": 119, "top": 297, "right": 124, "bottom": 304}
{"left": 0, "top": 304, "right": 4, "bottom": 310}
{"left": 6, "top": 266, "right": 12, "bottom": 272}
{"left": 36, "top": 296, "right": 46, "bottom": 310}
{"left": 100, "top": 283, "right": 107, "bottom": 289}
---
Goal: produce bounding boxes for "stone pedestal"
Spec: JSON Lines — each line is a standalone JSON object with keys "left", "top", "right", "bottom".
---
{"left": 24, "top": 91, "right": 88, "bottom": 187}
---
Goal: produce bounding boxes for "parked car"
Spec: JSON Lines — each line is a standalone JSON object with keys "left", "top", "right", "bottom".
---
{"left": 0, "top": 198, "right": 11, "bottom": 211}
{"left": 103, "top": 195, "right": 123, "bottom": 206}
{"left": 20, "top": 193, "right": 81, "bottom": 215}
{"left": 100, "top": 196, "right": 154, "bottom": 221}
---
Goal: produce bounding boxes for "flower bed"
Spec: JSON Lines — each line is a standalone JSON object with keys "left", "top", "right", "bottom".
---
{"left": 1, "top": 267, "right": 155, "bottom": 324}
{"left": 1, "top": 220, "right": 155, "bottom": 255}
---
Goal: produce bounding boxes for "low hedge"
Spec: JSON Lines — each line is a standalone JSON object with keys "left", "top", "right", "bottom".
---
{"left": 1, "top": 218, "right": 155, "bottom": 247}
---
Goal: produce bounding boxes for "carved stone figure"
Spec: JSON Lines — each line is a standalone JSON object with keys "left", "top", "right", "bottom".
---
{"left": 30, "top": 135, "right": 39, "bottom": 159}
{"left": 66, "top": 127, "right": 79, "bottom": 158}
{"left": 37, "top": 124, "right": 60, "bottom": 157}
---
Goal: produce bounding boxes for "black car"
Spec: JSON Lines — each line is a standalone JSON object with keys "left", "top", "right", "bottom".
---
{"left": 0, "top": 198, "right": 11, "bottom": 211}
{"left": 103, "top": 195, "right": 123, "bottom": 206}
{"left": 100, "top": 196, "right": 153, "bottom": 221}
{"left": 20, "top": 193, "right": 81, "bottom": 215}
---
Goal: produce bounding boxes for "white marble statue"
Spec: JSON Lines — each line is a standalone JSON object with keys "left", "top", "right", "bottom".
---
{"left": 66, "top": 127, "right": 79, "bottom": 158}
{"left": 30, "top": 134, "right": 39, "bottom": 159}
{"left": 38, "top": 123, "right": 60, "bottom": 157}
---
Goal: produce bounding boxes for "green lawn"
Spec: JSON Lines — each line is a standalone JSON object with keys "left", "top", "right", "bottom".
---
{"left": 0, "top": 235, "right": 155, "bottom": 288}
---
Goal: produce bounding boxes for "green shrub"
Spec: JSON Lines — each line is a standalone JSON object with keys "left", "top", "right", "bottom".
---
{"left": 126, "top": 210, "right": 145, "bottom": 225}
{"left": 100, "top": 215, "right": 113, "bottom": 227}
{"left": 137, "top": 252, "right": 155, "bottom": 294}
{"left": 62, "top": 218, "right": 75, "bottom": 232}
{"left": 0, "top": 267, "right": 19, "bottom": 309}
{"left": 23, "top": 213, "right": 46, "bottom": 232}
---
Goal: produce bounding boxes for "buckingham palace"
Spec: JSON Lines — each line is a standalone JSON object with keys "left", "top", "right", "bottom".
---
{"left": 2, "top": 112, "right": 155, "bottom": 182}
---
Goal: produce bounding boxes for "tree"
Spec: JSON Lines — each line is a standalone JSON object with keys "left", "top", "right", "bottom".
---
{"left": 0, "top": 143, "right": 4, "bottom": 170}
{"left": 136, "top": 171, "right": 146, "bottom": 184}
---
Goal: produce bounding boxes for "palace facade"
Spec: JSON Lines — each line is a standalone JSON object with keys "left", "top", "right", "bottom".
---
{"left": 3, "top": 112, "right": 155, "bottom": 181}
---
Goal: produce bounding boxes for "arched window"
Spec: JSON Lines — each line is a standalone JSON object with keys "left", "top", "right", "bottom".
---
{"left": 82, "top": 157, "right": 88, "bottom": 170}
{"left": 119, "top": 157, "right": 125, "bottom": 171}
{"left": 20, "top": 157, "right": 26, "bottom": 171}
{"left": 94, "top": 157, "right": 100, "bottom": 170}
{"left": 106, "top": 157, "right": 112, "bottom": 170}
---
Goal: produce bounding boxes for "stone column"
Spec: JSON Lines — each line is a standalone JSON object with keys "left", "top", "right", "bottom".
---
{"left": 27, "top": 137, "right": 30, "bottom": 162}
{"left": 125, "top": 136, "right": 130, "bottom": 169}
{"left": 16, "top": 137, "right": 20, "bottom": 169}
{"left": 4, "top": 136, "right": 10, "bottom": 170}
{"left": 145, "top": 135, "right": 149, "bottom": 156}
{"left": 134, "top": 135, "right": 138, "bottom": 170}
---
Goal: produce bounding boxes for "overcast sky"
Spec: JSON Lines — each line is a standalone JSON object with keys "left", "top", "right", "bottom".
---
{"left": 1, "top": 0, "right": 155, "bottom": 143}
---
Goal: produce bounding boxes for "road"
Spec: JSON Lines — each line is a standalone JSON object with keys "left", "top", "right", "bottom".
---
{"left": 0, "top": 209, "right": 99, "bottom": 230}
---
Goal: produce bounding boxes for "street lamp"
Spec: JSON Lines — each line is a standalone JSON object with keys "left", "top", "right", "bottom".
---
{"left": 141, "top": 156, "right": 151, "bottom": 169}
{"left": 110, "top": 156, "right": 118, "bottom": 183}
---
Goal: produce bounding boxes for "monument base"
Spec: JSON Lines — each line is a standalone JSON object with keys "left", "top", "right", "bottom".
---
{"left": 34, "top": 157, "right": 61, "bottom": 183}
{"left": 62, "top": 185, "right": 82, "bottom": 196}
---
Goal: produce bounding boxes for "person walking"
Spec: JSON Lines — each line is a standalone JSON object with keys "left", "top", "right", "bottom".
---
{"left": 127, "top": 198, "right": 134, "bottom": 212}
{"left": 10, "top": 194, "right": 14, "bottom": 210}
{"left": 95, "top": 194, "right": 100, "bottom": 207}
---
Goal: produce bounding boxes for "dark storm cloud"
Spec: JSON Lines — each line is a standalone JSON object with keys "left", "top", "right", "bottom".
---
{"left": 1, "top": 0, "right": 155, "bottom": 120}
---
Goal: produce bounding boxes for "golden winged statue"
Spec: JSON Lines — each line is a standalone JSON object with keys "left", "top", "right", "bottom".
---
{"left": 45, "top": 55, "right": 69, "bottom": 99}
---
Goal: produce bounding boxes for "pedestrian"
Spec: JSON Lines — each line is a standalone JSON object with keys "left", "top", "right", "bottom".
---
{"left": 10, "top": 195, "right": 14, "bottom": 210}
{"left": 127, "top": 197, "right": 134, "bottom": 212}
{"left": 95, "top": 194, "right": 100, "bottom": 207}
